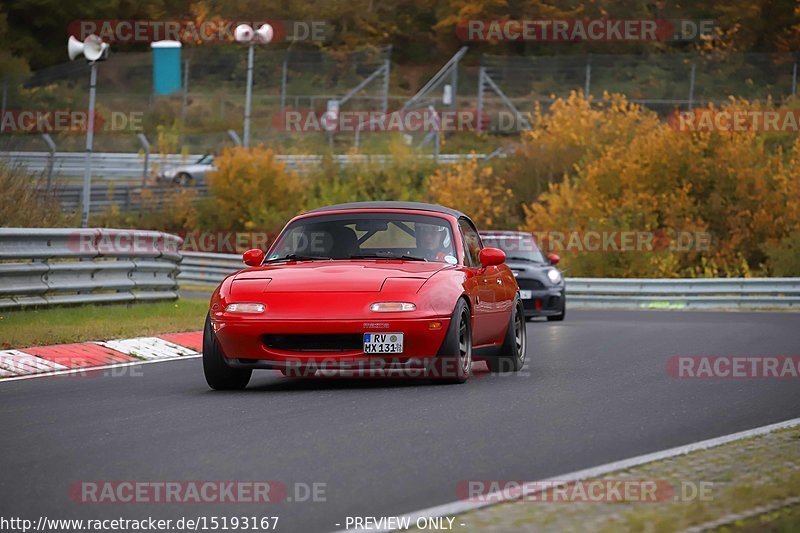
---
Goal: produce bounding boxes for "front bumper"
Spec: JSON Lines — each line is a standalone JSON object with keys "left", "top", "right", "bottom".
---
{"left": 520, "top": 287, "right": 565, "bottom": 317}
{"left": 212, "top": 316, "right": 451, "bottom": 368}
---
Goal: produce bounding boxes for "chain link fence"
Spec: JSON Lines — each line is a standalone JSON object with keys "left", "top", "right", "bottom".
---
{"left": 1, "top": 49, "right": 798, "bottom": 152}
{"left": 477, "top": 52, "right": 799, "bottom": 129}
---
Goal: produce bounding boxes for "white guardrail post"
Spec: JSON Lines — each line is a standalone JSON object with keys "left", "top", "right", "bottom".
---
{"left": 0, "top": 228, "right": 183, "bottom": 310}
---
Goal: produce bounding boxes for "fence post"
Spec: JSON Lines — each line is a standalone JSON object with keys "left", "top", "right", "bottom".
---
{"left": 382, "top": 59, "right": 390, "bottom": 114}
{"left": 41, "top": 134, "right": 56, "bottom": 193}
{"left": 280, "top": 51, "right": 289, "bottom": 115}
{"left": 584, "top": 55, "right": 592, "bottom": 100}
{"left": 1, "top": 77, "right": 6, "bottom": 134}
{"left": 450, "top": 58, "right": 458, "bottom": 110}
{"left": 137, "top": 133, "right": 150, "bottom": 189}
{"left": 688, "top": 63, "right": 696, "bottom": 110}
{"left": 181, "top": 58, "right": 190, "bottom": 127}
{"left": 477, "top": 67, "right": 485, "bottom": 132}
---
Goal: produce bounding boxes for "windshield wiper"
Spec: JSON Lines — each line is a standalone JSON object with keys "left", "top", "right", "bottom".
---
{"left": 349, "top": 253, "right": 428, "bottom": 262}
{"left": 264, "top": 254, "right": 332, "bottom": 263}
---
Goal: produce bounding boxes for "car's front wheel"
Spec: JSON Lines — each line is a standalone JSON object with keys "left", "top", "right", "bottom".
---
{"left": 203, "top": 313, "right": 251, "bottom": 390}
{"left": 433, "top": 298, "right": 472, "bottom": 384}
{"left": 488, "top": 296, "right": 526, "bottom": 372}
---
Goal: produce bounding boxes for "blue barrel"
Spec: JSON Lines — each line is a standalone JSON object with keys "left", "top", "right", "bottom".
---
{"left": 151, "top": 40, "right": 182, "bottom": 95}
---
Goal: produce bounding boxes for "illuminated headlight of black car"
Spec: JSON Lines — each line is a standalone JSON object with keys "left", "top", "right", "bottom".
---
{"left": 546, "top": 268, "right": 563, "bottom": 285}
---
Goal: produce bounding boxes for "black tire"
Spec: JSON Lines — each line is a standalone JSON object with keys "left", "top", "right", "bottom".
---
{"left": 203, "top": 313, "right": 251, "bottom": 390}
{"left": 488, "top": 297, "right": 527, "bottom": 372}
{"left": 175, "top": 172, "right": 192, "bottom": 186}
{"left": 547, "top": 294, "right": 566, "bottom": 322}
{"left": 432, "top": 298, "right": 472, "bottom": 384}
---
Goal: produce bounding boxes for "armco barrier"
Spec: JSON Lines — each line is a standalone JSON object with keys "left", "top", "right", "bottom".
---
{"left": 0, "top": 228, "right": 182, "bottom": 309}
{"left": 1, "top": 151, "right": 486, "bottom": 181}
{"left": 566, "top": 278, "right": 800, "bottom": 309}
{"left": 176, "top": 254, "right": 800, "bottom": 310}
{"left": 3, "top": 239, "right": 798, "bottom": 310}
{"left": 178, "top": 251, "right": 244, "bottom": 285}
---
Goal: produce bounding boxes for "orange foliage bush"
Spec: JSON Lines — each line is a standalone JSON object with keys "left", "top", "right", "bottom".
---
{"left": 520, "top": 93, "right": 800, "bottom": 277}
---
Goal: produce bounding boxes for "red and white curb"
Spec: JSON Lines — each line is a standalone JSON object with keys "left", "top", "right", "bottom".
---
{"left": 0, "top": 331, "right": 202, "bottom": 382}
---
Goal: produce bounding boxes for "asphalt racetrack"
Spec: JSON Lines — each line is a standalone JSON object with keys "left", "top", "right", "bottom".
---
{"left": 1, "top": 310, "right": 798, "bottom": 532}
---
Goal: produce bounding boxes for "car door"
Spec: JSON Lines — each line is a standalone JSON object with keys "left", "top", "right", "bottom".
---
{"left": 458, "top": 218, "right": 496, "bottom": 346}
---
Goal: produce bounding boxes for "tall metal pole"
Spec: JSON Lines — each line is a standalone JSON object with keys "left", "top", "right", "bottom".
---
{"left": 688, "top": 63, "right": 696, "bottom": 111}
{"left": 181, "top": 58, "right": 190, "bottom": 125}
{"left": 280, "top": 53, "right": 288, "bottom": 115}
{"left": 381, "top": 60, "right": 390, "bottom": 114}
{"left": 584, "top": 55, "right": 592, "bottom": 100}
{"left": 792, "top": 62, "right": 797, "bottom": 97}
{"left": 450, "top": 59, "right": 458, "bottom": 110}
{"left": 80, "top": 62, "right": 98, "bottom": 228}
{"left": 1, "top": 78, "right": 7, "bottom": 134}
{"left": 243, "top": 42, "right": 254, "bottom": 148}
{"left": 477, "top": 67, "right": 485, "bottom": 133}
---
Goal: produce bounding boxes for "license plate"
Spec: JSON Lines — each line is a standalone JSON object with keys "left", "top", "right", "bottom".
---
{"left": 519, "top": 290, "right": 533, "bottom": 299}
{"left": 363, "top": 333, "right": 404, "bottom": 354}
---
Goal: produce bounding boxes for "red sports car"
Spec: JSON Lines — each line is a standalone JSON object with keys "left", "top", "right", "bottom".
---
{"left": 203, "top": 201, "right": 527, "bottom": 389}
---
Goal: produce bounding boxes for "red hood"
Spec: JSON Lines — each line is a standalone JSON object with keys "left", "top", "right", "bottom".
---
{"left": 233, "top": 260, "right": 450, "bottom": 292}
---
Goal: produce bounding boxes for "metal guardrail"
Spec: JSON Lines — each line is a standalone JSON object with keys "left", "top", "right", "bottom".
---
{"left": 566, "top": 278, "right": 800, "bottom": 309}
{"left": 4, "top": 239, "right": 797, "bottom": 310}
{"left": 0, "top": 228, "right": 183, "bottom": 309}
{"left": 45, "top": 184, "right": 208, "bottom": 211}
{"left": 175, "top": 254, "right": 800, "bottom": 309}
{"left": 178, "top": 252, "right": 244, "bottom": 285}
{"left": 1, "top": 151, "right": 486, "bottom": 180}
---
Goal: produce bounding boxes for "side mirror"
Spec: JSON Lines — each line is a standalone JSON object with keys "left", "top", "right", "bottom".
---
{"left": 547, "top": 253, "right": 560, "bottom": 265}
{"left": 243, "top": 248, "right": 265, "bottom": 267}
{"left": 479, "top": 247, "right": 506, "bottom": 267}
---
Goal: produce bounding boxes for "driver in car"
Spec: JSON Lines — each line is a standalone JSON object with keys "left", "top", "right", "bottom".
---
{"left": 416, "top": 223, "right": 454, "bottom": 262}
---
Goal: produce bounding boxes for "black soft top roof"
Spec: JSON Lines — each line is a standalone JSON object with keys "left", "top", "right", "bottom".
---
{"left": 305, "top": 201, "right": 467, "bottom": 219}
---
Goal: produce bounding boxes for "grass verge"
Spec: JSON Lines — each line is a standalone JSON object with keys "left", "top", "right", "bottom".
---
{"left": 441, "top": 425, "right": 800, "bottom": 533}
{"left": 0, "top": 299, "right": 209, "bottom": 349}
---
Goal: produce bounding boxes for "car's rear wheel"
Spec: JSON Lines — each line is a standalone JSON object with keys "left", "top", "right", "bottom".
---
{"left": 433, "top": 298, "right": 472, "bottom": 384}
{"left": 488, "top": 297, "right": 526, "bottom": 372}
{"left": 175, "top": 172, "right": 192, "bottom": 186}
{"left": 203, "top": 313, "right": 251, "bottom": 390}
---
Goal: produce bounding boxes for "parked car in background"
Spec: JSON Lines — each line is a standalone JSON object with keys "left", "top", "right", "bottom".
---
{"left": 156, "top": 154, "right": 216, "bottom": 185}
{"left": 479, "top": 230, "right": 566, "bottom": 321}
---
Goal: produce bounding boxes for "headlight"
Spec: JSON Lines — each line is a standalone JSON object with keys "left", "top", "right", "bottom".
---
{"left": 225, "top": 303, "right": 266, "bottom": 313}
{"left": 546, "top": 269, "right": 562, "bottom": 284}
{"left": 370, "top": 302, "right": 416, "bottom": 312}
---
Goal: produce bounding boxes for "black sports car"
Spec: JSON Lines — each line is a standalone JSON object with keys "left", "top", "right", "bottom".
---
{"left": 479, "top": 230, "right": 566, "bottom": 321}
